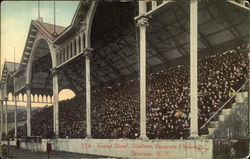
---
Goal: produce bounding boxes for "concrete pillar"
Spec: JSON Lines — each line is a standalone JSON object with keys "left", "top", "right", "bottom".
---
{"left": 4, "top": 100, "right": 8, "bottom": 135}
{"left": 190, "top": 0, "right": 199, "bottom": 138}
{"left": 0, "top": 101, "right": 3, "bottom": 136}
{"left": 85, "top": 48, "right": 93, "bottom": 138}
{"left": 137, "top": 1, "right": 148, "bottom": 139}
{"left": 26, "top": 84, "right": 32, "bottom": 136}
{"left": 52, "top": 68, "right": 59, "bottom": 137}
{"left": 14, "top": 94, "right": 17, "bottom": 138}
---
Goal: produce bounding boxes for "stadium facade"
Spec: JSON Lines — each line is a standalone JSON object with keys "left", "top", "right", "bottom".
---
{"left": 0, "top": 0, "right": 250, "bottom": 158}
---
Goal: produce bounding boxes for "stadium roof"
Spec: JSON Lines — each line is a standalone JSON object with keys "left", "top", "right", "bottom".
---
{"left": 86, "top": 0, "right": 249, "bottom": 85}
{"left": 1, "top": 61, "right": 19, "bottom": 84}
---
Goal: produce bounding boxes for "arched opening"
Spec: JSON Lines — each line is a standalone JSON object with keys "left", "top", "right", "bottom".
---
{"left": 23, "top": 94, "right": 27, "bottom": 101}
{"left": 8, "top": 93, "right": 13, "bottom": 101}
{"left": 59, "top": 89, "right": 76, "bottom": 101}
{"left": 18, "top": 94, "right": 23, "bottom": 102}
{"left": 28, "top": 39, "right": 54, "bottom": 137}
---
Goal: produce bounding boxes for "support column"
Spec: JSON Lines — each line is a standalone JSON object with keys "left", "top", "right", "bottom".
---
{"left": 14, "top": 94, "right": 17, "bottom": 138}
{"left": 4, "top": 100, "right": 8, "bottom": 135}
{"left": 85, "top": 48, "right": 93, "bottom": 138}
{"left": 190, "top": 0, "right": 199, "bottom": 138}
{"left": 52, "top": 68, "right": 59, "bottom": 137}
{"left": 1, "top": 100, "right": 3, "bottom": 137}
{"left": 26, "top": 84, "right": 32, "bottom": 136}
{"left": 137, "top": 1, "right": 148, "bottom": 139}
{"left": 248, "top": 52, "right": 250, "bottom": 135}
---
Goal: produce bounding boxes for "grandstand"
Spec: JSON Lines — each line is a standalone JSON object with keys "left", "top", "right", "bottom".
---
{"left": 0, "top": 0, "right": 250, "bottom": 158}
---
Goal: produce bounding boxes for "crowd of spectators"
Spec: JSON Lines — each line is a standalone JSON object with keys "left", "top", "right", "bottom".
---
{"left": 13, "top": 45, "right": 249, "bottom": 139}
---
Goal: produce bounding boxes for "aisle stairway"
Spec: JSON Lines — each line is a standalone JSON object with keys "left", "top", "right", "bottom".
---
{"left": 201, "top": 91, "right": 249, "bottom": 139}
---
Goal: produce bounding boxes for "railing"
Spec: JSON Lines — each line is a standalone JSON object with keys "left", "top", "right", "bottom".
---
{"left": 200, "top": 79, "right": 249, "bottom": 130}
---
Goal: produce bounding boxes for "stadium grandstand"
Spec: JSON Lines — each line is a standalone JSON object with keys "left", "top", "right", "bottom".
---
{"left": 0, "top": 0, "right": 250, "bottom": 158}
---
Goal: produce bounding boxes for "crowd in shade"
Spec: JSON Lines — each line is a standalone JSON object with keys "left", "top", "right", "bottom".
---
{"left": 12, "top": 45, "right": 248, "bottom": 139}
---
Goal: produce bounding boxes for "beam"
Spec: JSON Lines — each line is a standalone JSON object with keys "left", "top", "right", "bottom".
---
{"left": 154, "top": 17, "right": 189, "bottom": 60}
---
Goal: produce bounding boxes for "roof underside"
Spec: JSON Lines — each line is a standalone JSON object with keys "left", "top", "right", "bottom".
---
{"left": 87, "top": 0, "right": 249, "bottom": 86}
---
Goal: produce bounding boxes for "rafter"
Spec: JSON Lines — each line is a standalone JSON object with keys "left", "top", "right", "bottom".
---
{"left": 153, "top": 16, "right": 189, "bottom": 61}
{"left": 60, "top": 70, "right": 82, "bottom": 93}
{"left": 95, "top": 50, "right": 124, "bottom": 79}
{"left": 177, "top": 5, "right": 214, "bottom": 51}
{"left": 147, "top": 39, "right": 169, "bottom": 68}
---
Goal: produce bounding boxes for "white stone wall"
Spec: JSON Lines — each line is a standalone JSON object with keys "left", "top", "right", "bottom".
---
{"left": 10, "top": 139, "right": 213, "bottom": 159}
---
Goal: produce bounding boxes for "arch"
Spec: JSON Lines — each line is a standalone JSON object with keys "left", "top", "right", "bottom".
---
{"left": 59, "top": 89, "right": 76, "bottom": 101}
{"left": 34, "top": 94, "right": 38, "bottom": 102}
{"left": 42, "top": 95, "right": 46, "bottom": 103}
{"left": 47, "top": 96, "right": 51, "bottom": 103}
{"left": 31, "top": 94, "right": 34, "bottom": 102}
{"left": 26, "top": 36, "right": 56, "bottom": 85}
{"left": 23, "top": 94, "right": 27, "bottom": 101}
{"left": 39, "top": 94, "right": 43, "bottom": 103}
{"left": 18, "top": 94, "right": 23, "bottom": 102}
{"left": 8, "top": 93, "right": 13, "bottom": 101}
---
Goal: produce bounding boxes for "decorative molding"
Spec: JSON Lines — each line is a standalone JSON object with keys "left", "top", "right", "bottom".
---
{"left": 84, "top": 48, "right": 94, "bottom": 59}
{"left": 51, "top": 67, "right": 58, "bottom": 77}
{"left": 25, "top": 84, "right": 32, "bottom": 91}
{"left": 136, "top": 16, "right": 149, "bottom": 28}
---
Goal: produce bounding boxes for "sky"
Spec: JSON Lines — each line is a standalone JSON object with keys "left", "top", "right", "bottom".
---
{"left": 1, "top": 1, "right": 80, "bottom": 106}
